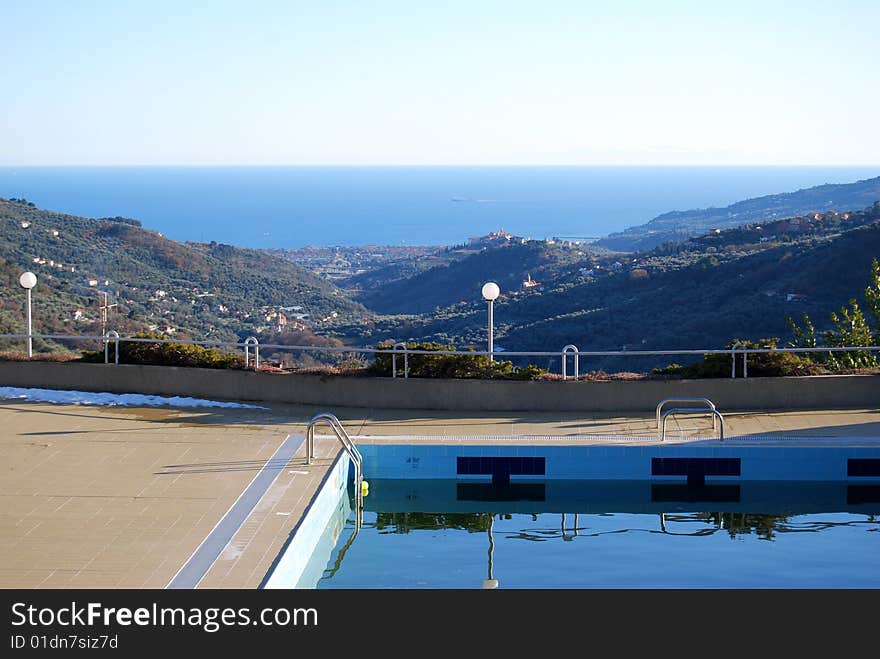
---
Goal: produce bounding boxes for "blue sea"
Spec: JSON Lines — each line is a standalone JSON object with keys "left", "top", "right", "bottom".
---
{"left": 1, "top": 166, "right": 877, "bottom": 248}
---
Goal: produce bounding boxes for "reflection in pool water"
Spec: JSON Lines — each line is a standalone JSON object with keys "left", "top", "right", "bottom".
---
{"left": 315, "top": 480, "right": 880, "bottom": 589}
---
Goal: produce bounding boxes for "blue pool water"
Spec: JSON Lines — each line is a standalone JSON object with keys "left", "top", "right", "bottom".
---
{"left": 315, "top": 480, "right": 880, "bottom": 588}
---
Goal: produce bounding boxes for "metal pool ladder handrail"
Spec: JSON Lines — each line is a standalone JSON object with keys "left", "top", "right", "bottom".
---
{"left": 305, "top": 413, "right": 363, "bottom": 478}
{"left": 656, "top": 398, "right": 718, "bottom": 430}
{"left": 305, "top": 413, "right": 364, "bottom": 527}
{"left": 660, "top": 407, "right": 725, "bottom": 441}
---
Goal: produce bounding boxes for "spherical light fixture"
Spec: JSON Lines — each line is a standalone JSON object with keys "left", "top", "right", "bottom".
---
{"left": 19, "top": 271, "right": 37, "bottom": 289}
{"left": 481, "top": 281, "right": 500, "bottom": 301}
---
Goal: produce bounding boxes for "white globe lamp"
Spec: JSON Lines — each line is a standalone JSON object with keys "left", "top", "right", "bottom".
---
{"left": 481, "top": 282, "right": 500, "bottom": 361}
{"left": 19, "top": 271, "right": 37, "bottom": 358}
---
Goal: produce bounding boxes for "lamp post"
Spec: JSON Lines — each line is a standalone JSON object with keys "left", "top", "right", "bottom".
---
{"left": 19, "top": 271, "right": 37, "bottom": 358}
{"left": 481, "top": 282, "right": 500, "bottom": 362}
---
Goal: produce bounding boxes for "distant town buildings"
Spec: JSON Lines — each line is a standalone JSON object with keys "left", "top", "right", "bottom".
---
{"left": 264, "top": 309, "right": 289, "bottom": 332}
{"left": 522, "top": 274, "right": 540, "bottom": 290}
{"left": 469, "top": 229, "right": 514, "bottom": 246}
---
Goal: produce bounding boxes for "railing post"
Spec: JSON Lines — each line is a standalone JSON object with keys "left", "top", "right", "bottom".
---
{"left": 731, "top": 342, "right": 744, "bottom": 379}
{"left": 244, "top": 336, "right": 259, "bottom": 370}
{"left": 104, "top": 330, "right": 120, "bottom": 365}
{"left": 392, "top": 342, "right": 407, "bottom": 378}
{"left": 562, "top": 344, "right": 579, "bottom": 380}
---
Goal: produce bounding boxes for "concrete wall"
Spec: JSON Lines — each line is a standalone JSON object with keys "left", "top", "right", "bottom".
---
{"left": 1, "top": 361, "right": 877, "bottom": 412}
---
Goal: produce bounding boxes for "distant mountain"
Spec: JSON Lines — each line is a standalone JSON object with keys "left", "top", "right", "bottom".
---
{"left": 0, "top": 198, "right": 366, "bottom": 345}
{"left": 342, "top": 203, "right": 880, "bottom": 369}
{"left": 595, "top": 175, "right": 880, "bottom": 252}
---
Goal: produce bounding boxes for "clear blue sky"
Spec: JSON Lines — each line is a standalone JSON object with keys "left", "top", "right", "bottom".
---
{"left": 2, "top": 0, "right": 878, "bottom": 165}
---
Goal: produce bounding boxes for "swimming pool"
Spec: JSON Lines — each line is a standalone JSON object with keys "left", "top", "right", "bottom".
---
{"left": 265, "top": 477, "right": 880, "bottom": 589}
{"left": 263, "top": 441, "right": 880, "bottom": 589}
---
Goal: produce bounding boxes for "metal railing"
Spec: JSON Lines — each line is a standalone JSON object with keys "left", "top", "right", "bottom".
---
{"left": 561, "top": 344, "right": 579, "bottom": 380}
{"left": 103, "top": 330, "right": 120, "bottom": 365}
{"left": 731, "top": 342, "right": 748, "bottom": 379}
{"left": 3, "top": 332, "right": 879, "bottom": 379}
{"left": 391, "top": 341, "right": 409, "bottom": 379}
{"left": 656, "top": 398, "right": 718, "bottom": 430}
{"left": 243, "top": 336, "right": 260, "bottom": 370}
{"left": 305, "top": 413, "right": 364, "bottom": 529}
{"left": 660, "top": 407, "right": 725, "bottom": 441}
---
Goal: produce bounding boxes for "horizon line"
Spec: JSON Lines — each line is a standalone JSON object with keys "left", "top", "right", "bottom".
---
{"left": 3, "top": 162, "right": 880, "bottom": 169}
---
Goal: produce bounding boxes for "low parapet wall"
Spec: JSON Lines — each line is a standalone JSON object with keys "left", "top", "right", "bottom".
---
{"left": 0, "top": 361, "right": 877, "bottom": 412}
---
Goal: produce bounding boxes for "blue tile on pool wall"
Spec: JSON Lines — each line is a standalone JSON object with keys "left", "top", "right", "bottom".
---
{"left": 360, "top": 443, "right": 878, "bottom": 481}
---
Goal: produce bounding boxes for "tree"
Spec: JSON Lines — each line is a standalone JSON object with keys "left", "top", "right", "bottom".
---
{"left": 864, "top": 258, "right": 880, "bottom": 341}
{"left": 824, "top": 300, "right": 876, "bottom": 369}
{"left": 786, "top": 313, "right": 817, "bottom": 349}
{"left": 788, "top": 258, "right": 879, "bottom": 370}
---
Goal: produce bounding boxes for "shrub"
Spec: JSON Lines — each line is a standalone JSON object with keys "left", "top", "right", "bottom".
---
{"left": 654, "top": 339, "right": 821, "bottom": 378}
{"left": 81, "top": 333, "right": 240, "bottom": 369}
{"left": 652, "top": 363, "right": 685, "bottom": 377}
{"left": 370, "top": 341, "right": 547, "bottom": 380}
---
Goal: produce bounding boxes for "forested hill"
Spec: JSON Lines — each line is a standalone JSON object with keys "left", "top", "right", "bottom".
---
{"left": 353, "top": 240, "right": 588, "bottom": 314}
{"left": 0, "top": 198, "right": 366, "bottom": 342}
{"left": 595, "top": 175, "right": 880, "bottom": 252}
{"left": 342, "top": 203, "right": 880, "bottom": 365}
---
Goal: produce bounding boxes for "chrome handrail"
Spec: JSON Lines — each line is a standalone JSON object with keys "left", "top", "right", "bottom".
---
{"left": 391, "top": 341, "right": 408, "bottom": 378}
{"left": 103, "top": 330, "right": 120, "bottom": 365}
{"left": 562, "top": 344, "right": 579, "bottom": 380}
{"left": 661, "top": 407, "right": 725, "bottom": 441}
{"left": 656, "top": 398, "right": 717, "bottom": 430}
{"left": 244, "top": 336, "right": 259, "bottom": 370}
{"left": 3, "top": 332, "right": 878, "bottom": 360}
{"left": 305, "top": 413, "right": 364, "bottom": 528}
{"left": 730, "top": 342, "right": 748, "bottom": 379}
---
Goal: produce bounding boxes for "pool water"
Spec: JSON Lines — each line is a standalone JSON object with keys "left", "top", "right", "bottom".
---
{"left": 315, "top": 480, "right": 880, "bottom": 588}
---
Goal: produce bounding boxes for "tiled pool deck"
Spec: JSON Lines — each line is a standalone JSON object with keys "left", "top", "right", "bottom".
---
{"left": 1, "top": 400, "right": 878, "bottom": 588}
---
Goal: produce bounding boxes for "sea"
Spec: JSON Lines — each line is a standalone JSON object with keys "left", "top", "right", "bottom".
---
{"left": 1, "top": 166, "right": 877, "bottom": 249}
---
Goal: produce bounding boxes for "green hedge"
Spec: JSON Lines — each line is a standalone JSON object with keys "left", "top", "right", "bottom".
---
{"left": 653, "top": 338, "right": 822, "bottom": 378}
{"left": 81, "top": 333, "right": 240, "bottom": 369}
{"left": 371, "top": 341, "right": 547, "bottom": 380}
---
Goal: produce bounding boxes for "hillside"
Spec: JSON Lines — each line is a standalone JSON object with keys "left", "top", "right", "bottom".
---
{"left": 351, "top": 240, "right": 589, "bottom": 314}
{"left": 0, "top": 198, "right": 367, "bottom": 345}
{"left": 339, "top": 203, "right": 880, "bottom": 370}
{"left": 595, "top": 175, "right": 880, "bottom": 252}
{"left": 266, "top": 244, "right": 438, "bottom": 283}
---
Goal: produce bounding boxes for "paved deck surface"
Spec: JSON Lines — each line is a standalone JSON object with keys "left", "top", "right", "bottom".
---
{"left": 1, "top": 400, "right": 878, "bottom": 589}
